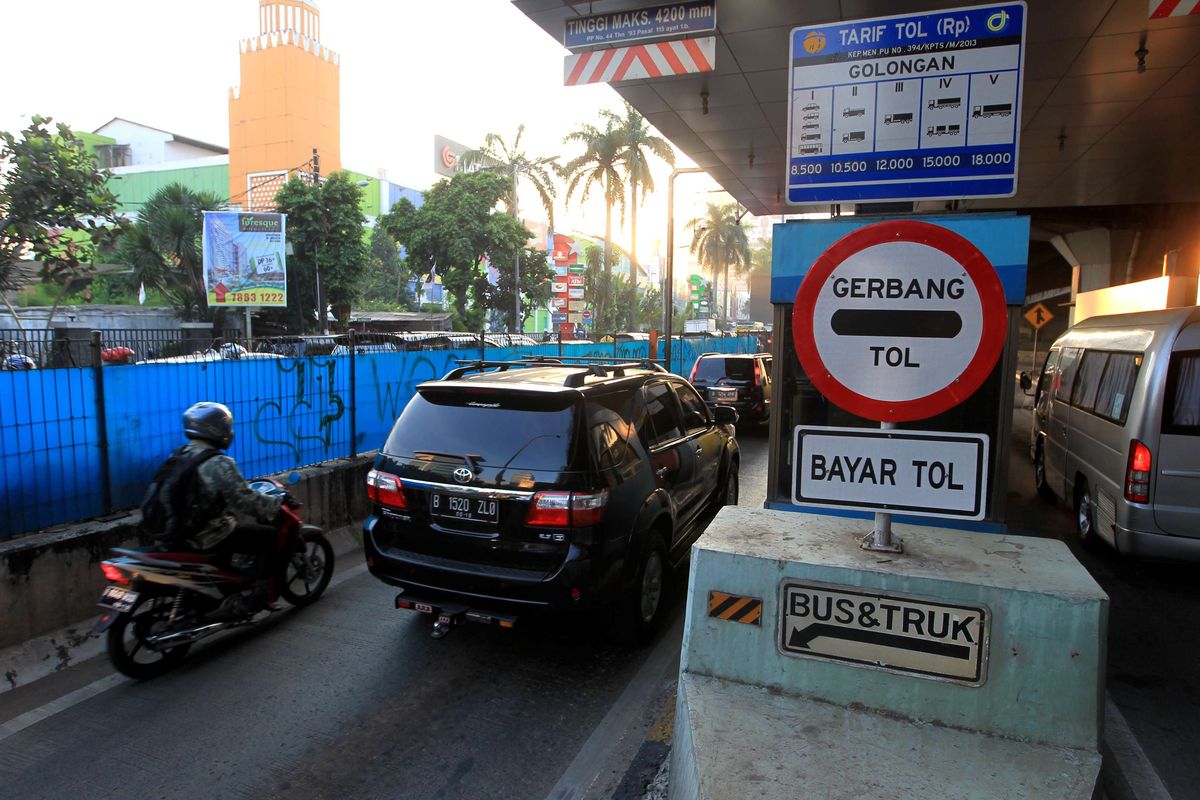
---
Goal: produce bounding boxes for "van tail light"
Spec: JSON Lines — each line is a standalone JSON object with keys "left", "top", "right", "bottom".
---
{"left": 1124, "top": 440, "right": 1152, "bottom": 503}
{"left": 101, "top": 561, "right": 130, "bottom": 584}
{"left": 367, "top": 469, "right": 408, "bottom": 509}
{"left": 525, "top": 490, "right": 609, "bottom": 527}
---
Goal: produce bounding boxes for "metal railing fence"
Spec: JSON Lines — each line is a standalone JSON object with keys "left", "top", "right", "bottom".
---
{"left": 0, "top": 328, "right": 760, "bottom": 540}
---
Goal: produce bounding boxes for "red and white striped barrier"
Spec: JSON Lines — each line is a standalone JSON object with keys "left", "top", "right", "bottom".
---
{"left": 1150, "top": 0, "right": 1200, "bottom": 17}
{"left": 564, "top": 36, "right": 715, "bottom": 86}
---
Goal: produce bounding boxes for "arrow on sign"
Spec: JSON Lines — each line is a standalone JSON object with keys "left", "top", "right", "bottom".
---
{"left": 787, "top": 623, "right": 972, "bottom": 661}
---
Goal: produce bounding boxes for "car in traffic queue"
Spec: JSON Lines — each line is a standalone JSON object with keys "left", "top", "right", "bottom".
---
{"left": 688, "top": 352, "right": 773, "bottom": 427}
{"left": 362, "top": 357, "right": 740, "bottom": 642}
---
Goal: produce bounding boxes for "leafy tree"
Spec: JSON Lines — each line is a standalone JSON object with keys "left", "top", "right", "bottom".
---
{"left": 273, "top": 172, "right": 368, "bottom": 332}
{"left": 481, "top": 245, "right": 553, "bottom": 332}
{"left": 582, "top": 243, "right": 634, "bottom": 333}
{"left": 118, "top": 183, "right": 224, "bottom": 321}
{"left": 606, "top": 102, "right": 674, "bottom": 326}
{"left": 359, "top": 224, "right": 413, "bottom": 310}
{"left": 561, "top": 120, "right": 625, "bottom": 301}
{"left": 0, "top": 116, "right": 124, "bottom": 328}
{"left": 637, "top": 284, "right": 662, "bottom": 331}
{"left": 460, "top": 125, "right": 558, "bottom": 332}
{"left": 687, "top": 202, "right": 750, "bottom": 326}
{"left": 750, "top": 239, "right": 772, "bottom": 276}
{"left": 383, "top": 170, "right": 532, "bottom": 332}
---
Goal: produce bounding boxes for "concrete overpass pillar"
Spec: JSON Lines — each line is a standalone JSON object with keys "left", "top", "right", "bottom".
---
{"left": 1051, "top": 229, "right": 1111, "bottom": 326}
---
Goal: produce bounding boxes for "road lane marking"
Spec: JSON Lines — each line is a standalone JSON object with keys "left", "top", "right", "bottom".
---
{"left": 0, "top": 560, "right": 370, "bottom": 742}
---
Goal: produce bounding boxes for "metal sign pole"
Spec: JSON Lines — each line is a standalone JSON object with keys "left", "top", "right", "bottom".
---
{"left": 245, "top": 306, "right": 253, "bottom": 342}
{"left": 862, "top": 421, "right": 903, "bottom": 553}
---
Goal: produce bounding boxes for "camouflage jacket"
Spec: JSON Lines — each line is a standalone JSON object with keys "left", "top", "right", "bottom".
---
{"left": 177, "top": 441, "right": 283, "bottom": 550}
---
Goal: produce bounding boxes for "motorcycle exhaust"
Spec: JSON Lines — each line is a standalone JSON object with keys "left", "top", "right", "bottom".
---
{"left": 147, "top": 621, "right": 230, "bottom": 648}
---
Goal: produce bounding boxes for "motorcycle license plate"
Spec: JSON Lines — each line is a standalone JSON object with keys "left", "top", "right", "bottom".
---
{"left": 98, "top": 585, "right": 139, "bottom": 612}
{"left": 430, "top": 493, "right": 498, "bottom": 524}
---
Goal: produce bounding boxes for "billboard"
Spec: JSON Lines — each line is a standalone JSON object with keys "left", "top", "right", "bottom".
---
{"left": 434, "top": 135, "right": 472, "bottom": 178}
{"left": 201, "top": 211, "right": 287, "bottom": 307}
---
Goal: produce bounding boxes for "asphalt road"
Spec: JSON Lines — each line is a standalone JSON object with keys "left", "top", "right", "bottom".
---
{"left": 1, "top": 419, "right": 1195, "bottom": 799}
{"left": 0, "top": 432, "right": 772, "bottom": 800}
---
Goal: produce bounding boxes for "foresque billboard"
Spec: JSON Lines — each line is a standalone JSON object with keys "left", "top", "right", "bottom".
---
{"left": 202, "top": 211, "right": 287, "bottom": 307}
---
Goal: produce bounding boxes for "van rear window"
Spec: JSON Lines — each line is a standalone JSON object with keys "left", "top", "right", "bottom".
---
{"left": 1164, "top": 351, "right": 1200, "bottom": 435}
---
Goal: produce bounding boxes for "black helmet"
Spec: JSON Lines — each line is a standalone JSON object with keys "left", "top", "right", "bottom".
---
{"left": 183, "top": 402, "right": 234, "bottom": 448}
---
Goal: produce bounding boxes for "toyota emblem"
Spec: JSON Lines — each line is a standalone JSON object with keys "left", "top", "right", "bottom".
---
{"left": 453, "top": 467, "right": 473, "bottom": 484}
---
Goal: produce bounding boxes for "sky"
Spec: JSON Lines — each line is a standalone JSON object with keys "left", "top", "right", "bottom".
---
{"left": 1, "top": 0, "right": 748, "bottom": 267}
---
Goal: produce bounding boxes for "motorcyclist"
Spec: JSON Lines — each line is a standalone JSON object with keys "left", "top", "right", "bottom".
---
{"left": 164, "top": 402, "right": 290, "bottom": 600}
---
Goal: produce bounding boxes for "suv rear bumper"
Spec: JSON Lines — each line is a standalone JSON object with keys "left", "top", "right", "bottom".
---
{"left": 704, "top": 397, "right": 766, "bottom": 421}
{"left": 363, "top": 516, "right": 618, "bottom": 615}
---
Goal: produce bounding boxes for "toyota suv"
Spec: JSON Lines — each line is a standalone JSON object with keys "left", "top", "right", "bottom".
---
{"left": 363, "top": 358, "right": 739, "bottom": 641}
{"left": 689, "top": 352, "right": 773, "bottom": 427}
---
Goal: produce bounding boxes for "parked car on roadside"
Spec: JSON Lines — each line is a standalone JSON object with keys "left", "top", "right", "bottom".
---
{"left": 1021, "top": 306, "right": 1200, "bottom": 560}
{"left": 362, "top": 357, "right": 740, "bottom": 642}
{"left": 688, "top": 352, "right": 773, "bottom": 427}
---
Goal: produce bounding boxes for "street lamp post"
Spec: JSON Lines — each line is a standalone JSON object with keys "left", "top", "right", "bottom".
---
{"left": 664, "top": 167, "right": 705, "bottom": 371}
{"left": 509, "top": 155, "right": 558, "bottom": 334}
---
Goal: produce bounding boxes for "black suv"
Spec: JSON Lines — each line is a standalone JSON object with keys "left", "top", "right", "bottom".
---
{"left": 363, "top": 358, "right": 739, "bottom": 641}
{"left": 689, "top": 352, "right": 773, "bottom": 426}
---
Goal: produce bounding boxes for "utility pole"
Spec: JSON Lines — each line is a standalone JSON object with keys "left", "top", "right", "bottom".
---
{"left": 664, "top": 167, "right": 705, "bottom": 371}
{"left": 313, "top": 147, "right": 328, "bottom": 334}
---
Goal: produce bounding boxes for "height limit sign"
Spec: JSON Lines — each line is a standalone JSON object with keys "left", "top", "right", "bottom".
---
{"left": 792, "top": 219, "right": 1008, "bottom": 423}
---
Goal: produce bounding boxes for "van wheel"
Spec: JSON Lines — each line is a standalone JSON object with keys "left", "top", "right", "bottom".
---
{"left": 1075, "top": 480, "right": 1097, "bottom": 546}
{"left": 1034, "top": 445, "right": 1055, "bottom": 502}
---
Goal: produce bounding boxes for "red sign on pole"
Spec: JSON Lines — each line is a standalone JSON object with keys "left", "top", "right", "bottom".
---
{"left": 792, "top": 220, "right": 1007, "bottom": 423}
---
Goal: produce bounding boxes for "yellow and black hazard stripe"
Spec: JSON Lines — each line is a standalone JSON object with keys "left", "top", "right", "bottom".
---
{"left": 707, "top": 591, "right": 762, "bottom": 625}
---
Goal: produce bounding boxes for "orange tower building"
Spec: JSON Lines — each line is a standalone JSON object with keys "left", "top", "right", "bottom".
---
{"left": 228, "top": 0, "right": 341, "bottom": 210}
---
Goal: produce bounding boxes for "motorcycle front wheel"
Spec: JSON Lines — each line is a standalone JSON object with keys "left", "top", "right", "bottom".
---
{"left": 279, "top": 531, "right": 334, "bottom": 607}
{"left": 107, "top": 594, "right": 191, "bottom": 680}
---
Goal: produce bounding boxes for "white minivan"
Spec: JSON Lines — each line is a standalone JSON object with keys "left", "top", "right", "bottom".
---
{"left": 1022, "top": 307, "right": 1200, "bottom": 560}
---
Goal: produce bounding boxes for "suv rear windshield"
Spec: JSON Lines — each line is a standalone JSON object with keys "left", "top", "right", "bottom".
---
{"left": 383, "top": 388, "right": 578, "bottom": 472}
{"left": 694, "top": 357, "right": 754, "bottom": 382}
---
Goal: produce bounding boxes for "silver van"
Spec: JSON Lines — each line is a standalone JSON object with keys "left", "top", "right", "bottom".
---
{"left": 1021, "top": 307, "right": 1200, "bottom": 559}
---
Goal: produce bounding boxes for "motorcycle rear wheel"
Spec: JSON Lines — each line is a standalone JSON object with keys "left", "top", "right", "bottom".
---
{"left": 279, "top": 531, "right": 334, "bottom": 607}
{"left": 107, "top": 595, "right": 191, "bottom": 680}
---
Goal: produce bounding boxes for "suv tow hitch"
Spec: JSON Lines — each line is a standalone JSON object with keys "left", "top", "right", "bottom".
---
{"left": 395, "top": 594, "right": 517, "bottom": 638}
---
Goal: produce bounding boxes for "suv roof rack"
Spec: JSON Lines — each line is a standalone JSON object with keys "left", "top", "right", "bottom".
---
{"left": 444, "top": 357, "right": 668, "bottom": 387}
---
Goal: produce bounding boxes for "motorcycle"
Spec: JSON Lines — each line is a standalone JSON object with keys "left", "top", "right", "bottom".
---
{"left": 94, "top": 479, "right": 335, "bottom": 679}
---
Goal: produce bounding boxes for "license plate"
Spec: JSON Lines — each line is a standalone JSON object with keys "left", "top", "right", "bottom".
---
{"left": 414, "top": 602, "right": 434, "bottom": 614}
{"left": 431, "top": 493, "right": 499, "bottom": 524}
{"left": 711, "top": 388, "right": 737, "bottom": 402}
{"left": 98, "top": 585, "right": 139, "bottom": 612}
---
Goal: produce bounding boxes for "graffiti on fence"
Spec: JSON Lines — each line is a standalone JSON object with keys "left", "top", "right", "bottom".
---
{"left": 370, "top": 351, "right": 463, "bottom": 422}
{"left": 252, "top": 357, "right": 346, "bottom": 463}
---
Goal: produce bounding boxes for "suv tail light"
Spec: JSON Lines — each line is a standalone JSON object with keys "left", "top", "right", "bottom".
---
{"left": 1124, "top": 440, "right": 1152, "bottom": 503}
{"left": 367, "top": 469, "right": 408, "bottom": 509}
{"left": 689, "top": 361, "right": 699, "bottom": 382}
{"left": 753, "top": 360, "right": 763, "bottom": 386}
{"left": 526, "top": 490, "right": 609, "bottom": 527}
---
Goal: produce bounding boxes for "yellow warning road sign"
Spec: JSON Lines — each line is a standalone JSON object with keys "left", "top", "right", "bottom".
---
{"left": 1024, "top": 302, "right": 1053, "bottom": 330}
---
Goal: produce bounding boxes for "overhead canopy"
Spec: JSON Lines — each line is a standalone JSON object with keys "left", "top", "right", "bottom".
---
{"left": 514, "top": 0, "right": 1200, "bottom": 214}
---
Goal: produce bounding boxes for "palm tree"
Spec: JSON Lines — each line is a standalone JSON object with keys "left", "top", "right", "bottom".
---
{"left": 605, "top": 102, "right": 675, "bottom": 327}
{"left": 687, "top": 202, "right": 750, "bottom": 327}
{"left": 460, "top": 126, "right": 558, "bottom": 332}
{"left": 119, "top": 183, "right": 225, "bottom": 321}
{"left": 560, "top": 119, "right": 626, "bottom": 329}
{"left": 459, "top": 124, "right": 557, "bottom": 229}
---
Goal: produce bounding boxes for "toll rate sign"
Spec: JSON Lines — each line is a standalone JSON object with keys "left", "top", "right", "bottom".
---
{"left": 786, "top": 2, "right": 1027, "bottom": 204}
{"left": 793, "top": 427, "right": 990, "bottom": 520}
